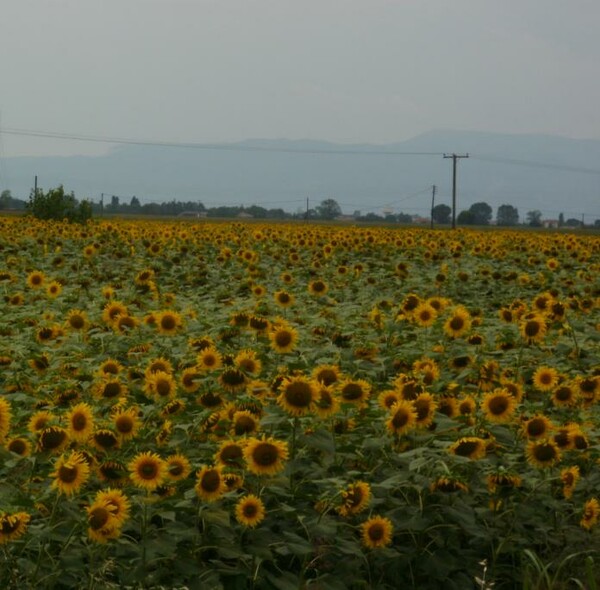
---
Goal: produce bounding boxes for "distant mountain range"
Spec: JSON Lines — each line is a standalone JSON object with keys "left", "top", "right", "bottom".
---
{"left": 2, "top": 130, "right": 599, "bottom": 222}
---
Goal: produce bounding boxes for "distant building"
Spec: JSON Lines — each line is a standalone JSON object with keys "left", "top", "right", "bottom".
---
{"left": 178, "top": 211, "right": 207, "bottom": 218}
{"left": 413, "top": 216, "right": 430, "bottom": 225}
{"left": 542, "top": 219, "right": 558, "bottom": 228}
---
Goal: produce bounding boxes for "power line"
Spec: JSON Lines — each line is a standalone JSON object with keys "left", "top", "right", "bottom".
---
{"left": 0, "top": 127, "right": 444, "bottom": 157}
{"left": 470, "top": 154, "right": 600, "bottom": 176}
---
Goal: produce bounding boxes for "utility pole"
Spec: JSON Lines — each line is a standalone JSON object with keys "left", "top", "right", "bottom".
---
{"left": 443, "top": 153, "right": 469, "bottom": 229}
{"left": 34, "top": 175, "right": 38, "bottom": 197}
{"left": 306, "top": 197, "right": 309, "bottom": 222}
{"left": 430, "top": 184, "right": 436, "bottom": 229}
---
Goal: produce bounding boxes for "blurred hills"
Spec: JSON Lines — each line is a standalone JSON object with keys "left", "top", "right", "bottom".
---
{"left": 2, "top": 129, "right": 599, "bottom": 222}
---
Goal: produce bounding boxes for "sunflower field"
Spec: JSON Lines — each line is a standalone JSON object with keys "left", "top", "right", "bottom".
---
{"left": 0, "top": 215, "right": 599, "bottom": 589}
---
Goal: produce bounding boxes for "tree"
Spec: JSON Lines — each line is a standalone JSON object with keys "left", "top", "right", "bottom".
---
{"left": 0, "top": 189, "right": 26, "bottom": 210}
{"left": 431, "top": 204, "right": 451, "bottom": 224}
{"left": 558, "top": 212, "right": 565, "bottom": 227}
{"left": 316, "top": 198, "right": 342, "bottom": 220}
{"left": 496, "top": 204, "right": 519, "bottom": 226}
{"left": 130, "top": 196, "right": 141, "bottom": 210}
{"left": 526, "top": 210, "right": 542, "bottom": 227}
{"left": 468, "top": 202, "right": 493, "bottom": 225}
{"left": 457, "top": 210, "right": 475, "bottom": 225}
{"left": 26, "top": 185, "right": 92, "bottom": 223}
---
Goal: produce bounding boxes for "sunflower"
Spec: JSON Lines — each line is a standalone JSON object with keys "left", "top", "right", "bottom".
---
{"left": 28, "top": 410, "right": 54, "bottom": 434}
{"left": 51, "top": 451, "right": 90, "bottom": 496}
{"left": 87, "top": 500, "right": 119, "bottom": 543}
{"left": 305, "top": 385, "right": 336, "bottom": 420}
{"left": 378, "top": 389, "right": 401, "bottom": 410}
{"left": 197, "top": 346, "right": 223, "bottom": 372}
{"left": 575, "top": 376, "right": 600, "bottom": 405}
{"left": 338, "top": 481, "right": 371, "bottom": 516}
{"left": 231, "top": 410, "right": 260, "bottom": 436}
{"left": 413, "top": 392, "right": 437, "bottom": 428}
{"left": 112, "top": 408, "right": 141, "bottom": 441}
{"left": 0, "top": 398, "right": 12, "bottom": 442}
{"left": 449, "top": 437, "right": 487, "bottom": 460}
{"left": 360, "top": 516, "right": 393, "bottom": 549}
{"left": 437, "top": 396, "right": 459, "bottom": 419}
{"left": 523, "top": 415, "right": 553, "bottom": 440}
{"left": 234, "top": 349, "right": 262, "bottom": 376}
{"left": 338, "top": 379, "right": 371, "bottom": 408}
{"left": 180, "top": 367, "right": 201, "bottom": 393}
{"left": 532, "top": 366, "right": 560, "bottom": 392}
{"left": 215, "top": 440, "right": 246, "bottom": 468}
{"left": 94, "top": 377, "right": 128, "bottom": 400}
{"left": 195, "top": 465, "right": 227, "bottom": 502}
{"left": 560, "top": 466, "right": 580, "bottom": 499}
{"left": 144, "top": 371, "right": 177, "bottom": 401}
{"left": 6, "top": 437, "right": 32, "bottom": 457}
{"left": 26, "top": 270, "right": 45, "bottom": 289}
{"left": 413, "top": 302, "right": 438, "bottom": 327}
{"left": 128, "top": 452, "right": 166, "bottom": 491}
{"left": 248, "top": 315, "right": 271, "bottom": 334}
{"left": 386, "top": 400, "right": 417, "bottom": 436}
{"left": 0, "top": 512, "right": 31, "bottom": 544}
{"left": 394, "top": 378, "right": 421, "bottom": 401}
{"left": 244, "top": 436, "right": 289, "bottom": 476}
{"left": 443, "top": 306, "right": 472, "bottom": 339}
{"left": 481, "top": 389, "right": 517, "bottom": 423}
{"left": 486, "top": 472, "right": 522, "bottom": 494}
{"left": 501, "top": 380, "right": 524, "bottom": 403}
{"left": 274, "top": 290, "right": 295, "bottom": 308}
{"left": 37, "top": 426, "right": 69, "bottom": 454}
{"left": 65, "top": 309, "right": 89, "bottom": 331}
{"left": 235, "top": 494, "right": 266, "bottom": 527}
{"left": 145, "top": 358, "right": 173, "bottom": 378}
{"left": 91, "top": 429, "right": 120, "bottom": 452}
{"left": 156, "top": 310, "right": 183, "bottom": 335}
{"left": 312, "top": 364, "right": 342, "bottom": 387}
{"left": 526, "top": 439, "right": 561, "bottom": 469}
{"left": 162, "top": 398, "right": 186, "bottom": 416}
{"left": 430, "top": 477, "right": 469, "bottom": 493}
{"left": 218, "top": 367, "right": 248, "bottom": 394}
{"left": 551, "top": 383, "right": 578, "bottom": 408}
{"left": 277, "top": 376, "right": 316, "bottom": 417}
{"left": 97, "top": 359, "right": 124, "bottom": 378}
{"left": 519, "top": 315, "right": 547, "bottom": 344}
{"left": 65, "top": 402, "right": 95, "bottom": 443}
{"left": 165, "top": 454, "right": 192, "bottom": 481}
{"left": 114, "top": 314, "right": 139, "bottom": 333}
{"left": 45, "top": 280, "right": 62, "bottom": 298}
{"left": 580, "top": 498, "right": 600, "bottom": 530}
{"left": 102, "top": 301, "right": 128, "bottom": 326}
{"left": 97, "top": 461, "right": 129, "bottom": 486}
{"left": 308, "top": 279, "right": 328, "bottom": 296}
{"left": 93, "top": 488, "right": 130, "bottom": 528}
{"left": 269, "top": 325, "right": 299, "bottom": 354}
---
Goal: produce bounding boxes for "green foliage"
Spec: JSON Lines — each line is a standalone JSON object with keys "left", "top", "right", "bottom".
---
{"left": 26, "top": 185, "right": 92, "bottom": 223}
{"left": 496, "top": 204, "right": 519, "bottom": 226}
{"left": 432, "top": 203, "right": 452, "bottom": 224}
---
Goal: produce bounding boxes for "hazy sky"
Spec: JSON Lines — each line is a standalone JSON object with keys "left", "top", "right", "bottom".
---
{"left": 2, "top": 0, "right": 600, "bottom": 156}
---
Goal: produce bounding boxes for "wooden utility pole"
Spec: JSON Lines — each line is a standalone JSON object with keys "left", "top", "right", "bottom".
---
{"left": 443, "top": 153, "right": 469, "bottom": 229}
{"left": 430, "top": 184, "right": 436, "bottom": 229}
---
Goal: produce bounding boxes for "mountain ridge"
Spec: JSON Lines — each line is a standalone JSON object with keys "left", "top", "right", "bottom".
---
{"left": 2, "top": 130, "right": 599, "bottom": 221}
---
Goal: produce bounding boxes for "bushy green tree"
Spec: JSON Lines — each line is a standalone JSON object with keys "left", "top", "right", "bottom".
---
{"left": 432, "top": 204, "right": 451, "bottom": 224}
{"left": 496, "top": 204, "right": 519, "bottom": 226}
{"left": 26, "top": 185, "right": 92, "bottom": 223}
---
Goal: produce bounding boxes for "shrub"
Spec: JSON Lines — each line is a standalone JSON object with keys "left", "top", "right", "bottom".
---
{"left": 26, "top": 185, "right": 92, "bottom": 223}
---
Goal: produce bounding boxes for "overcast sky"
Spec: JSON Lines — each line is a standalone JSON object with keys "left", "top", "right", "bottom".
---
{"left": 1, "top": 0, "right": 600, "bottom": 157}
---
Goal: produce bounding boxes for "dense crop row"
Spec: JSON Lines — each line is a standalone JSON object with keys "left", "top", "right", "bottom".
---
{"left": 0, "top": 217, "right": 599, "bottom": 589}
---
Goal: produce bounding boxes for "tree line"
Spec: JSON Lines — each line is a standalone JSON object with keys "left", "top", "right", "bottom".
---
{"left": 1, "top": 188, "right": 596, "bottom": 227}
